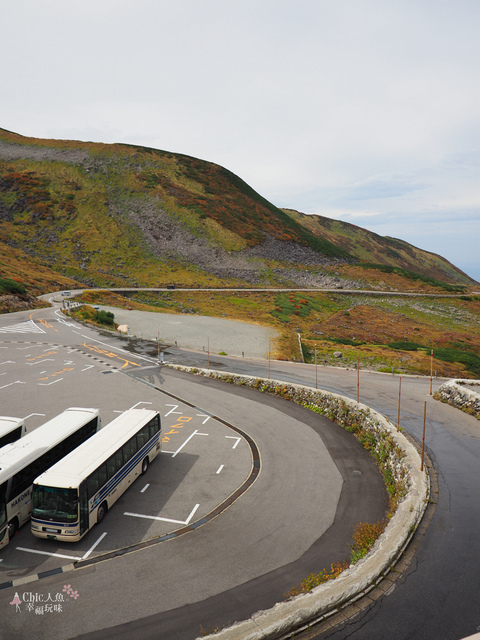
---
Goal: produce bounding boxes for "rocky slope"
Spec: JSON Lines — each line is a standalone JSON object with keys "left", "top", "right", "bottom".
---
{"left": 0, "top": 128, "right": 474, "bottom": 292}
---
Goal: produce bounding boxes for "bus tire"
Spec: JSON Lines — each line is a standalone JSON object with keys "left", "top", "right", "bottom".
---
{"left": 97, "top": 502, "right": 108, "bottom": 524}
{"left": 7, "top": 518, "right": 18, "bottom": 539}
{"left": 141, "top": 457, "right": 149, "bottom": 475}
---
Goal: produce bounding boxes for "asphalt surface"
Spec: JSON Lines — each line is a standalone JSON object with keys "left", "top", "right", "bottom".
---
{"left": 0, "top": 306, "right": 387, "bottom": 640}
{"left": 4, "top": 301, "right": 480, "bottom": 640}
{"left": 40, "top": 295, "right": 480, "bottom": 640}
{"left": 85, "top": 304, "right": 278, "bottom": 360}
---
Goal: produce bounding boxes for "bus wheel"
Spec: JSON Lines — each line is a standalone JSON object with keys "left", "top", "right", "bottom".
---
{"left": 141, "top": 457, "right": 149, "bottom": 475}
{"left": 97, "top": 502, "right": 108, "bottom": 524}
{"left": 7, "top": 519, "right": 18, "bottom": 539}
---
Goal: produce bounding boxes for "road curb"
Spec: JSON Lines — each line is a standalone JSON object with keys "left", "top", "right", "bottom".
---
{"left": 166, "top": 365, "right": 429, "bottom": 640}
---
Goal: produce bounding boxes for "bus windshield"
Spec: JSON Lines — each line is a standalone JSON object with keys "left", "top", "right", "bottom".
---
{"left": 32, "top": 486, "right": 78, "bottom": 523}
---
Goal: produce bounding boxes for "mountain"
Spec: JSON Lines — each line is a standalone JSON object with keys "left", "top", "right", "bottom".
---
{"left": 0, "top": 128, "right": 474, "bottom": 293}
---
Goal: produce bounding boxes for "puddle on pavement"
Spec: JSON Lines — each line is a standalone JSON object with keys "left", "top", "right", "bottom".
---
{"left": 97, "top": 330, "right": 228, "bottom": 369}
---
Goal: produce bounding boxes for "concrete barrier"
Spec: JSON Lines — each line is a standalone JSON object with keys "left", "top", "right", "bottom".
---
{"left": 435, "top": 379, "right": 480, "bottom": 420}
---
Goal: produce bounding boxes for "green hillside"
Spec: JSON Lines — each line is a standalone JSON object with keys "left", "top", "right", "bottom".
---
{"left": 283, "top": 209, "right": 473, "bottom": 285}
{"left": 0, "top": 128, "right": 475, "bottom": 293}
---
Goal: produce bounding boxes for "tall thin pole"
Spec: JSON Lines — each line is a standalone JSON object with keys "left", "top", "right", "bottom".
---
{"left": 397, "top": 376, "right": 402, "bottom": 431}
{"left": 268, "top": 346, "right": 270, "bottom": 379}
{"left": 207, "top": 336, "right": 210, "bottom": 369}
{"left": 421, "top": 400, "right": 427, "bottom": 471}
{"left": 357, "top": 357, "right": 360, "bottom": 403}
{"left": 315, "top": 347, "right": 318, "bottom": 389}
{"left": 430, "top": 349, "right": 433, "bottom": 395}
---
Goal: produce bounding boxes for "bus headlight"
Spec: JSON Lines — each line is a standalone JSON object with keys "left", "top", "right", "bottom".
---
{"left": 31, "top": 523, "right": 40, "bottom": 531}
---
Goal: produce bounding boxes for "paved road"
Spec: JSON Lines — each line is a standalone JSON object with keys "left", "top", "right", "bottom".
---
{"left": 97, "top": 308, "right": 480, "bottom": 640}
{"left": 0, "top": 306, "right": 386, "bottom": 640}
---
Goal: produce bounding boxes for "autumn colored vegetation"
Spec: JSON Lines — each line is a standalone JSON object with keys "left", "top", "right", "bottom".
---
{"left": 0, "top": 129, "right": 479, "bottom": 377}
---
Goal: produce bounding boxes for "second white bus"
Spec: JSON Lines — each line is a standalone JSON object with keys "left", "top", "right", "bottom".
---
{"left": 0, "top": 417, "right": 26, "bottom": 449}
{"left": 31, "top": 408, "right": 161, "bottom": 542}
{"left": 0, "top": 408, "right": 101, "bottom": 549}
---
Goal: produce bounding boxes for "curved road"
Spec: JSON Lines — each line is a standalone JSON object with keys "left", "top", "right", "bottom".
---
{"left": 92, "top": 305, "right": 480, "bottom": 640}
{"left": 0, "top": 305, "right": 386, "bottom": 640}
{"left": 2, "top": 301, "right": 480, "bottom": 639}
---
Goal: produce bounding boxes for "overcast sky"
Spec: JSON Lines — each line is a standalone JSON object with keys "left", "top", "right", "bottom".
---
{"left": 2, "top": 1, "right": 480, "bottom": 282}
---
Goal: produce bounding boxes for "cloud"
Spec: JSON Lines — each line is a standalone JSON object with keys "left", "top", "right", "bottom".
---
{"left": 1, "top": 0, "right": 480, "bottom": 280}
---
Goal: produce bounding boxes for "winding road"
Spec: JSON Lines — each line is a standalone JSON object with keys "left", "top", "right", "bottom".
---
{"left": 0, "top": 300, "right": 479, "bottom": 640}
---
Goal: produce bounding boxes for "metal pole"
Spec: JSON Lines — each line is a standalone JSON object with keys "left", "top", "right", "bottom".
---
{"left": 315, "top": 347, "right": 318, "bottom": 389}
{"left": 207, "top": 336, "right": 210, "bottom": 369}
{"left": 421, "top": 400, "right": 427, "bottom": 471}
{"left": 397, "top": 376, "right": 402, "bottom": 431}
{"left": 430, "top": 349, "right": 433, "bottom": 395}
{"left": 268, "top": 342, "right": 271, "bottom": 379}
{"left": 357, "top": 357, "right": 360, "bottom": 403}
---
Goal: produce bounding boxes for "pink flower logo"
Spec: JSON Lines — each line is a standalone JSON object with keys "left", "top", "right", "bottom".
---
{"left": 63, "top": 584, "right": 80, "bottom": 599}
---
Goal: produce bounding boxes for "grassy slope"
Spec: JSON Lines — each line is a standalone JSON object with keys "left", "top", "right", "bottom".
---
{"left": 0, "top": 128, "right": 473, "bottom": 291}
{"left": 76, "top": 288, "right": 480, "bottom": 378}
{"left": 283, "top": 208, "right": 473, "bottom": 285}
{"left": 1, "top": 129, "right": 479, "bottom": 378}
{"left": 0, "top": 129, "right": 350, "bottom": 291}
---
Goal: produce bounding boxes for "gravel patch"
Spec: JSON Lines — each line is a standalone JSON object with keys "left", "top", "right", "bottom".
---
{"left": 99, "top": 306, "right": 278, "bottom": 359}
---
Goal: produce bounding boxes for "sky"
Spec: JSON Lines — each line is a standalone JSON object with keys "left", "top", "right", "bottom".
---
{"left": 2, "top": 1, "right": 480, "bottom": 282}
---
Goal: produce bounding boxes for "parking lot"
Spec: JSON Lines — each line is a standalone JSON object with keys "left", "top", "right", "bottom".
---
{"left": 0, "top": 335, "right": 252, "bottom": 581}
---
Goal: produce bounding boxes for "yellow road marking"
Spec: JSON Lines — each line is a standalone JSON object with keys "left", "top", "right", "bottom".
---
{"left": 81, "top": 343, "right": 140, "bottom": 368}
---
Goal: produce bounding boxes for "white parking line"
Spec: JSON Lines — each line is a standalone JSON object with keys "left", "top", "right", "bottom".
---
{"left": 140, "top": 484, "right": 150, "bottom": 493}
{"left": 0, "top": 380, "right": 25, "bottom": 390}
{"left": 124, "top": 503, "right": 200, "bottom": 525}
{"left": 171, "top": 430, "right": 208, "bottom": 458}
{"left": 38, "top": 378, "right": 63, "bottom": 386}
{"left": 225, "top": 436, "right": 241, "bottom": 449}
{"left": 165, "top": 404, "right": 182, "bottom": 417}
{"left": 16, "top": 547, "right": 82, "bottom": 561}
{"left": 216, "top": 465, "right": 224, "bottom": 474}
{"left": 82, "top": 532, "right": 108, "bottom": 559}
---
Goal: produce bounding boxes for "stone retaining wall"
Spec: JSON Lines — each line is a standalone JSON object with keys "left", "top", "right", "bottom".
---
{"left": 166, "top": 365, "right": 429, "bottom": 640}
{"left": 434, "top": 379, "right": 480, "bottom": 420}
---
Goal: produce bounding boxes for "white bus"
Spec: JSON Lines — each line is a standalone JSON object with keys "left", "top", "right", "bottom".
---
{"left": 0, "top": 417, "right": 26, "bottom": 449}
{"left": 0, "top": 408, "right": 100, "bottom": 549}
{"left": 31, "top": 408, "right": 161, "bottom": 542}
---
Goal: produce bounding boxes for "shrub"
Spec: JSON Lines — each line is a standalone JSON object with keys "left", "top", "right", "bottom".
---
{"left": 95, "top": 310, "right": 115, "bottom": 326}
{"left": 350, "top": 520, "right": 387, "bottom": 563}
{"left": 388, "top": 341, "right": 424, "bottom": 351}
{"left": 0, "top": 277, "right": 26, "bottom": 295}
{"left": 433, "top": 347, "right": 480, "bottom": 377}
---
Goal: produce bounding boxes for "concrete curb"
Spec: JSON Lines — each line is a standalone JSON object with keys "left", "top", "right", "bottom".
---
{"left": 435, "top": 378, "right": 480, "bottom": 419}
{"left": 166, "top": 365, "right": 429, "bottom": 640}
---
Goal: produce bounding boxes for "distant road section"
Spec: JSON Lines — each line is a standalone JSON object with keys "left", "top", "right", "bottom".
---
{"left": 98, "top": 305, "right": 278, "bottom": 359}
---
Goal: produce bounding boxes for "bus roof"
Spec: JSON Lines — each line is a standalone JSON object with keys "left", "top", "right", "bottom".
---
{"left": 33, "top": 408, "right": 159, "bottom": 489}
{"left": 0, "top": 408, "right": 99, "bottom": 484}
{"left": 0, "top": 417, "right": 24, "bottom": 438}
